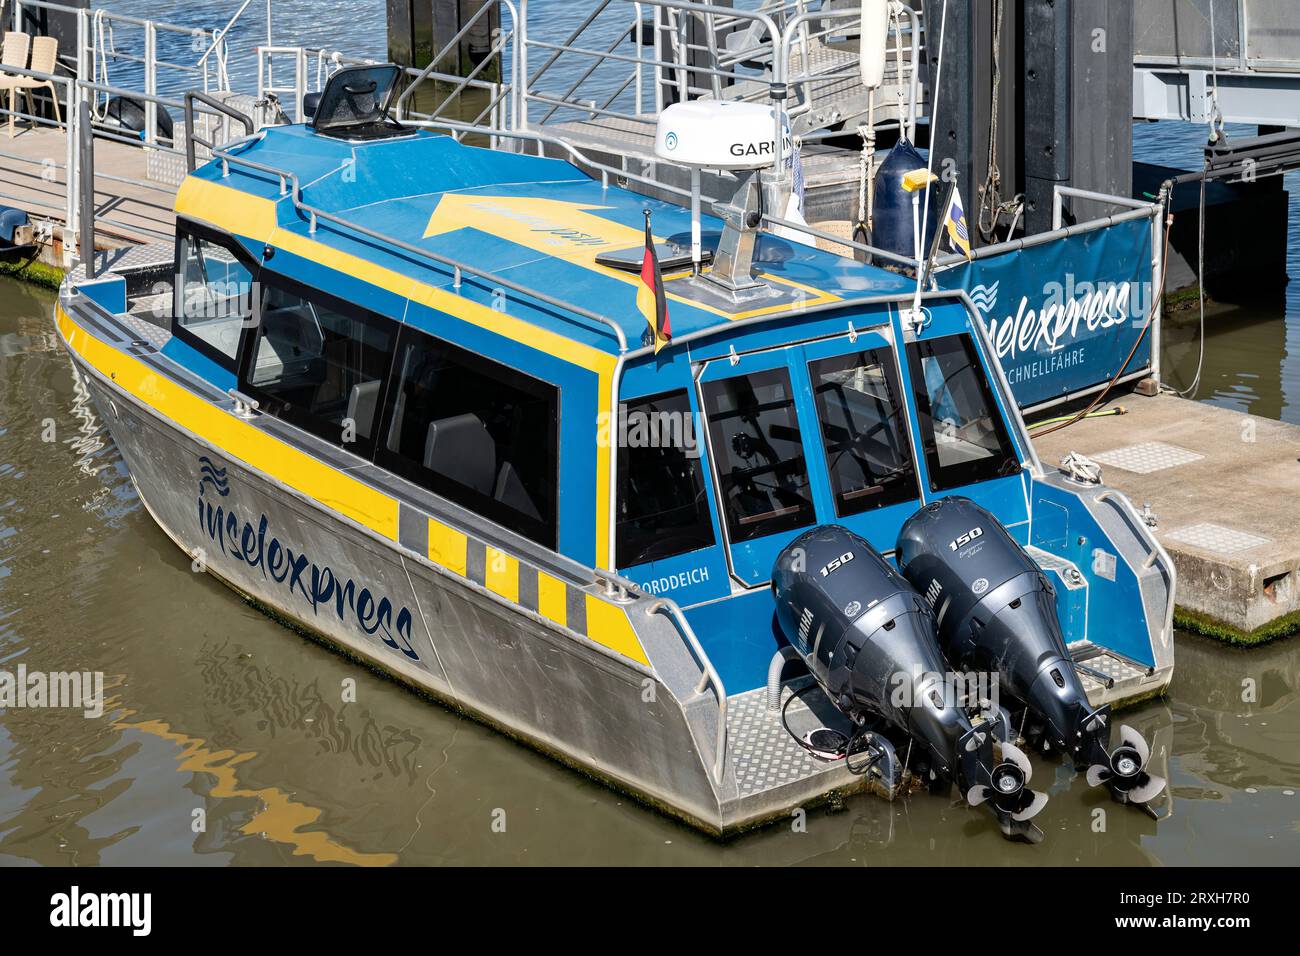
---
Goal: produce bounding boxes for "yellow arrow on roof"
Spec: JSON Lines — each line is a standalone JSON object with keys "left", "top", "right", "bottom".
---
{"left": 423, "top": 193, "right": 649, "bottom": 263}
{"left": 421, "top": 191, "right": 841, "bottom": 320}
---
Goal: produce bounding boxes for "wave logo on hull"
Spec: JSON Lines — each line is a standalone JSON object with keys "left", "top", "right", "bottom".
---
{"left": 198, "top": 456, "right": 230, "bottom": 498}
{"left": 195, "top": 458, "right": 421, "bottom": 663}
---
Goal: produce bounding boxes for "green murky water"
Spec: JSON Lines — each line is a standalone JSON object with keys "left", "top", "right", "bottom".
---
{"left": 1, "top": 277, "right": 1296, "bottom": 865}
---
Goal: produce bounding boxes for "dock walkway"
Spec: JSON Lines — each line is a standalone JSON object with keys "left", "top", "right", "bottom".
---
{"left": 1032, "top": 393, "right": 1300, "bottom": 641}
{"left": 0, "top": 124, "right": 177, "bottom": 249}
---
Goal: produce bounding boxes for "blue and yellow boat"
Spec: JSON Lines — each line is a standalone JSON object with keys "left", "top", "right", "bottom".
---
{"left": 55, "top": 66, "right": 1174, "bottom": 835}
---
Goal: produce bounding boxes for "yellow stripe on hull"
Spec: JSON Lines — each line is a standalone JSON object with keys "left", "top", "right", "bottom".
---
{"left": 428, "top": 518, "right": 468, "bottom": 576}
{"left": 585, "top": 596, "right": 649, "bottom": 667}
{"left": 537, "top": 572, "right": 568, "bottom": 627}
{"left": 57, "top": 304, "right": 644, "bottom": 666}
{"left": 174, "top": 176, "right": 615, "bottom": 569}
{"left": 58, "top": 306, "right": 398, "bottom": 539}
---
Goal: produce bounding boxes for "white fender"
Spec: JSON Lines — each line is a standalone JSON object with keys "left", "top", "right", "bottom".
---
{"left": 860, "top": 0, "right": 891, "bottom": 89}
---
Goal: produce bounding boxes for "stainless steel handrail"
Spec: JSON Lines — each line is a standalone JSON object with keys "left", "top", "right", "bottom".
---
{"left": 184, "top": 90, "right": 255, "bottom": 173}
{"left": 206, "top": 142, "right": 630, "bottom": 353}
{"left": 646, "top": 598, "right": 727, "bottom": 785}
{"left": 408, "top": 116, "right": 922, "bottom": 268}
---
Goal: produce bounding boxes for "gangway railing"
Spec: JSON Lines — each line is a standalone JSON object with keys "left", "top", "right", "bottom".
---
{"left": 184, "top": 91, "right": 255, "bottom": 173}
{"left": 12, "top": 0, "right": 244, "bottom": 142}
{"left": 393, "top": 0, "right": 518, "bottom": 134}
{"left": 386, "top": 0, "right": 922, "bottom": 193}
{"left": 255, "top": 45, "right": 307, "bottom": 123}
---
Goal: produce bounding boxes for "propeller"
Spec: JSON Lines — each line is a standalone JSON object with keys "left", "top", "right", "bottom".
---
{"left": 1085, "top": 723, "right": 1166, "bottom": 807}
{"left": 965, "top": 740, "right": 1049, "bottom": 836}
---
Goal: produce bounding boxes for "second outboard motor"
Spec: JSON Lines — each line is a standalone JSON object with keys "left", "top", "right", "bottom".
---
{"left": 896, "top": 498, "right": 1166, "bottom": 810}
{"left": 772, "top": 526, "right": 1048, "bottom": 842}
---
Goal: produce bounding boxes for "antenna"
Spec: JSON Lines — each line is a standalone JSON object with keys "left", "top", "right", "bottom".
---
{"left": 655, "top": 101, "right": 788, "bottom": 302}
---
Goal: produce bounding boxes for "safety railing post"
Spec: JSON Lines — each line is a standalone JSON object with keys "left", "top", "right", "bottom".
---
{"left": 633, "top": 2, "right": 644, "bottom": 115}
{"left": 144, "top": 20, "right": 158, "bottom": 144}
{"left": 517, "top": 0, "right": 530, "bottom": 129}
{"left": 257, "top": 46, "right": 266, "bottom": 105}
{"left": 1150, "top": 201, "right": 1164, "bottom": 387}
{"left": 78, "top": 99, "right": 95, "bottom": 280}
{"left": 64, "top": 77, "right": 76, "bottom": 245}
{"left": 295, "top": 47, "right": 306, "bottom": 123}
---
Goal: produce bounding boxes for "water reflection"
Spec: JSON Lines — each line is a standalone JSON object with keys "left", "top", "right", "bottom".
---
{"left": 1136, "top": 120, "right": 1300, "bottom": 423}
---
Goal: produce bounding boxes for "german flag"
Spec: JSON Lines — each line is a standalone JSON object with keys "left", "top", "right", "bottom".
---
{"left": 638, "top": 210, "right": 671, "bottom": 353}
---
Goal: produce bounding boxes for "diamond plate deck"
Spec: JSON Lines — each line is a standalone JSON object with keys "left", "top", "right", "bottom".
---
{"left": 69, "top": 241, "right": 175, "bottom": 282}
{"left": 1026, "top": 545, "right": 1086, "bottom": 589}
{"left": 726, "top": 686, "right": 839, "bottom": 799}
{"left": 1070, "top": 643, "right": 1155, "bottom": 702}
{"left": 120, "top": 313, "right": 172, "bottom": 349}
{"left": 1165, "top": 522, "right": 1271, "bottom": 555}
{"left": 1091, "top": 441, "right": 1204, "bottom": 474}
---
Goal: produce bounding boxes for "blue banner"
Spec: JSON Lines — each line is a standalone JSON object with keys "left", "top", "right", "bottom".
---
{"left": 937, "top": 215, "right": 1155, "bottom": 409}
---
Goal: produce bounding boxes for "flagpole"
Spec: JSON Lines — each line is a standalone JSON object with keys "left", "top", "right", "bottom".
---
{"left": 909, "top": 0, "right": 948, "bottom": 323}
{"left": 923, "top": 179, "right": 957, "bottom": 289}
{"left": 690, "top": 168, "right": 702, "bottom": 275}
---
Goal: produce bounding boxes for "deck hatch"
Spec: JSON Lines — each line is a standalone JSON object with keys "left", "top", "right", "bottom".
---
{"left": 310, "top": 64, "right": 406, "bottom": 141}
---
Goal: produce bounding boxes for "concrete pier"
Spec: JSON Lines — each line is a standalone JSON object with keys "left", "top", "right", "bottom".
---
{"left": 1032, "top": 393, "right": 1300, "bottom": 643}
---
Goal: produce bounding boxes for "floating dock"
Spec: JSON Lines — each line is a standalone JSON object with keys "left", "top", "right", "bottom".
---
{"left": 1032, "top": 393, "right": 1300, "bottom": 643}
{"left": 1, "top": 125, "right": 175, "bottom": 259}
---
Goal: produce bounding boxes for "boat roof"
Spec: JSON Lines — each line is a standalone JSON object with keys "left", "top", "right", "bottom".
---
{"left": 182, "top": 124, "right": 916, "bottom": 360}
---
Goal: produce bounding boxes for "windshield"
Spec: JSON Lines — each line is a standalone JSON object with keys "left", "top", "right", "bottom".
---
{"left": 701, "top": 367, "right": 815, "bottom": 543}
{"left": 906, "top": 334, "right": 1021, "bottom": 491}
{"left": 808, "top": 348, "right": 919, "bottom": 516}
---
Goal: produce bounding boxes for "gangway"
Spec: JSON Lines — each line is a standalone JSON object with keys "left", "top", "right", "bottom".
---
{"left": 1134, "top": 0, "right": 1300, "bottom": 129}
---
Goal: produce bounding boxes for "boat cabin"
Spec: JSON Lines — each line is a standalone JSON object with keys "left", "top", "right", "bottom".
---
{"left": 160, "top": 98, "right": 1056, "bottom": 696}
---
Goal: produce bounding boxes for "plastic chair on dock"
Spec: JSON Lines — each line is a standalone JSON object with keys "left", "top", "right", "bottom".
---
{"left": 8, "top": 36, "right": 60, "bottom": 135}
{"left": 0, "top": 31, "right": 31, "bottom": 139}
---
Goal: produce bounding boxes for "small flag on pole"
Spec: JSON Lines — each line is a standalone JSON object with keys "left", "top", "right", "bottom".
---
{"left": 638, "top": 210, "right": 671, "bottom": 353}
{"left": 944, "top": 186, "right": 972, "bottom": 259}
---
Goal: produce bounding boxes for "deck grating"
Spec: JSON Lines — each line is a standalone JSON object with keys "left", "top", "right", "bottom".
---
{"left": 727, "top": 686, "right": 836, "bottom": 798}
{"left": 1091, "top": 441, "right": 1204, "bottom": 474}
{"left": 1165, "top": 522, "right": 1272, "bottom": 556}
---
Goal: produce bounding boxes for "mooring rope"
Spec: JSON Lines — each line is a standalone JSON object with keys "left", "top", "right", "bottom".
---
{"left": 1172, "top": 173, "right": 1209, "bottom": 399}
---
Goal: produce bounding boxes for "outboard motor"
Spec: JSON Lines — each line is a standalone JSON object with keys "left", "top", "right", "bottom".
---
{"left": 896, "top": 498, "right": 1166, "bottom": 811}
{"left": 772, "top": 526, "right": 1049, "bottom": 842}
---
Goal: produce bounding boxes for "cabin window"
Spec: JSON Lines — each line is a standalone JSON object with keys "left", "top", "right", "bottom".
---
{"left": 375, "top": 326, "right": 558, "bottom": 549}
{"left": 808, "top": 349, "right": 919, "bottom": 516}
{"left": 906, "top": 334, "right": 1021, "bottom": 491}
{"left": 173, "top": 231, "right": 255, "bottom": 367}
{"left": 616, "top": 390, "right": 715, "bottom": 568}
{"left": 701, "top": 367, "right": 815, "bottom": 543}
{"left": 242, "top": 277, "right": 394, "bottom": 454}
